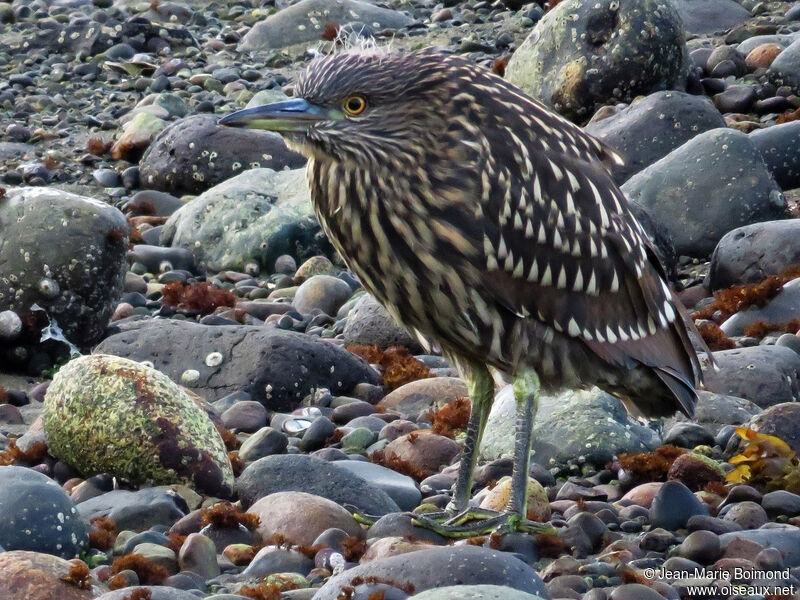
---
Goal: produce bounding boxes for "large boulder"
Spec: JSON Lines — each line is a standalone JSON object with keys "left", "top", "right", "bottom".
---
{"left": 43, "top": 354, "right": 234, "bottom": 497}
{"left": 669, "top": 0, "right": 750, "bottom": 35}
{"left": 749, "top": 120, "right": 800, "bottom": 190}
{"left": 621, "top": 129, "right": 786, "bottom": 257}
{"left": 239, "top": 0, "right": 413, "bottom": 51}
{"left": 0, "top": 466, "right": 88, "bottom": 558}
{"left": 583, "top": 91, "right": 725, "bottom": 184}
{"left": 313, "top": 546, "right": 548, "bottom": 599}
{"left": 95, "top": 319, "right": 378, "bottom": 408}
{"left": 709, "top": 220, "right": 800, "bottom": 290}
{"left": 139, "top": 115, "right": 305, "bottom": 195}
{"left": 160, "top": 168, "right": 328, "bottom": 274}
{"left": 0, "top": 551, "right": 108, "bottom": 600}
{"left": 480, "top": 385, "right": 660, "bottom": 467}
{"left": 0, "top": 188, "right": 128, "bottom": 352}
{"left": 506, "top": 0, "right": 689, "bottom": 122}
{"left": 702, "top": 346, "right": 800, "bottom": 408}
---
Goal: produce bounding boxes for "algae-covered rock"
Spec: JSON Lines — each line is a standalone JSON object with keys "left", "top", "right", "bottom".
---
{"left": 505, "top": 0, "right": 689, "bottom": 122}
{"left": 43, "top": 354, "right": 234, "bottom": 497}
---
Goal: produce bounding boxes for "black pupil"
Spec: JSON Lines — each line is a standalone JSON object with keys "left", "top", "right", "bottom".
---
{"left": 348, "top": 97, "right": 362, "bottom": 112}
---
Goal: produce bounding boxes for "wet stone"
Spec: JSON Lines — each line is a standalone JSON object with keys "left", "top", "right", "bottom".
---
{"left": 621, "top": 128, "right": 786, "bottom": 257}
{"left": 0, "top": 466, "right": 88, "bottom": 558}
{"left": 650, "top": 481, "right": 709, "bottom": 530}
{"left": 237, "top": 454, "right": 399, "bottom": 515}
{"left": 584, "top": 91, "right": 725, "bottom": 184}
{"left": 506, "top": 0, "right": 689, "bottom": 122}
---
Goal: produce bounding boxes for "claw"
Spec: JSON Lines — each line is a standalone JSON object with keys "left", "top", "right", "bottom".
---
{"left": 411, "top": 510, "right": 556, "bottom": 539}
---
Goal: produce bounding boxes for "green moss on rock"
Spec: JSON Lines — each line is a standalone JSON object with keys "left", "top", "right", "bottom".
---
{"left": 43, "top": 354, "right": 233, "bottom": 497}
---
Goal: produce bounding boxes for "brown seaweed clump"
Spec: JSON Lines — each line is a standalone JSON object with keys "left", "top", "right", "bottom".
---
{"left": 109, "top": 554, "right": 168, "bottom": 585}
{"left": 237, "top": 585, "right": 281, "bottom": 600}
{"left": 692, "top": 265, "right": 800, "bottom": 323}
{"left": 696, "top": 320, "right": 736, "bottom": 350}
{"left": 200, "top": 501, "right": 260, "bottom": 531}
{"left": 122, "top": 590, "right": 153, "bottom": 600}
{"left": 88, "top": 516, "right": 117, "bottom": 551}
{"left": 0, "top": 439, "right": 48, "bottom": 467}
{"left": 428, "top": 397, "right": 471, "bottom": 438}
{"left": 617, "top": 445, "right": 687, "bottom": 482}
{"left": 743, "top": 319, "right": 800, "bottom": 339}
{"left": 59, "top": 560, "right": 91, "bottom": 589}
{"left": 346, "top": 345, "right": 432, "bottom": 391}
{"left": 161, "top": 281, "right": 236, "bottom": 315}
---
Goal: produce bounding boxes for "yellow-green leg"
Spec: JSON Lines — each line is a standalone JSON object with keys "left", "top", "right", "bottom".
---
{"left": 412, "top": 366, "right": 554, "bottom": 538}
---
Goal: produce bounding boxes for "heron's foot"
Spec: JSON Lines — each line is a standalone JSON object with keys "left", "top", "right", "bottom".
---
{"left": 346, "top": 505, "right": 386, "bottom": 527}
{"left": 411, "top": 509, "right": 556, "bottom": 539}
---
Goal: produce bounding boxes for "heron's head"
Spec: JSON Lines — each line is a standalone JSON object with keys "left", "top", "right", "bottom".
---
{"left": 220, "top": 48, "right": 476, "bottom": 167}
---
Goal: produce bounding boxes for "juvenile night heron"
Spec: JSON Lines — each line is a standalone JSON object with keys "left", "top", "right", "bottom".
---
{"left": 220, "top": 47, "right": 703, "bottom": 536}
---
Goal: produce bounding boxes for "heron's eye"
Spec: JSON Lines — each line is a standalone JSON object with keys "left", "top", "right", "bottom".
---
{"left": 343, "top": 95, "right": 367, "bottom": 116}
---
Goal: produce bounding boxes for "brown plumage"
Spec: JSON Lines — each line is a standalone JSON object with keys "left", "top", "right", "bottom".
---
{"left": 220, "top": 46, "right": 705, "bottom": 530}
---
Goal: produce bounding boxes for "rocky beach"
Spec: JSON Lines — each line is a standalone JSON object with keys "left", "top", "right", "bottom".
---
{"left": 2, "top": 0, "right": 800, "bottom": 599}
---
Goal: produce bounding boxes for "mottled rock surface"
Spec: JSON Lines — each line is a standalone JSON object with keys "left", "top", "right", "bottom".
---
{"left": 43, "top": 354, "right": 234, "bottom": 497}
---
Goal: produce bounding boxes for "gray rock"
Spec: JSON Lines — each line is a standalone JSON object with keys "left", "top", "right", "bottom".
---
{"left": 178, "top": 533, "right": 219, "bottom": 579}
{"left": 583, "top": 91, "right": 725, "bottom": 184}
{"left": 293, "top": 275, "right": 353, "bottom": 316}
{"left": 313, "top": 546, "right": 548, "bottom": 600}
{"left": 710, "top": 221, "right": 800, "bottom": 290}
{"left": 746, "top": 402, "right": 800, "bottom": 454}
{"left": 0, "top": 466, "right": 88, "bottom": 558}
{"left": 160, "top": 168, "right": 328, "bottom": 274}
{"left": 410, "top": 585, "right": 546, "bottom": 600}
{"left": 719, "top": 526, "right": 800, "bottom": 567}
{"left": 702, "top": 346, "right": 800, "bottom": 407}
{"left": 128, "top": 245, "right": 197, "bottom": 274}
{"left": 621, "top": 128, "right": 786, "bottom": 257}
{"left": 669, "top": 0, "right": 750, "bottom": 35}
{"left": 242, "top": 546, "right": 314, "bottom": 577}
{"left": 95, "top": 319, "right": 377, "bottom": 408}
{"left": 720, "top": 278, "right": 800, "bottom": 336}
{"left": 239, "top": 0, "right": 413, "bottom": 51}
{"left": 237, "top": 454, "right": 400, "bottom": 515}
{"left": 506, "top": 0, "right": 689, "bottom": 121}
{"left": 762, "top": 491, "right": 800, "bottom": 517}
{"left": 378, "top": 377, "right": 468, "bottom": 421}
{"left": 667, "top": 391, "right": 759, "bottom": 436}
{"left": 76, "top": 488, "right": 187, "bottom": 531}
{"left": 239, "top": 427, "right": 288, "bottom": 461}
{"left": 140, "top": 115, "right": 304, "bottom": 195}
{"left": 333, "top": 460, "right": 421, "bottom": 511}
{"left": 750, "top": 121, "right": 800, "bottom": 190}
{"left": 343, "top": 293, "right": 422, "bottom": 352}
{"left": 650, "top": 481, "right": 709, "bottom": 530}
{"left": 480, "top": 385, "right": 660, "bottom": 467}
{"left": 0, "top": 187, "right": 128, "bottom": 349}
{"left": 221, "top": 401, "right": 268, "bottom": 433}
{"left": 736, "top": 31, "right": 800, "bottom": 55}
{"left": 768, "top": 38, "right": 800, "bottom": 92}
{"left": 97, "top": 588, "right": 204, "bottom": 600}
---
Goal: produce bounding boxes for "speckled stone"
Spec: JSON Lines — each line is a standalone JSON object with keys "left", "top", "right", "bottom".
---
{"left": 313, "top": 546, "right": 548, "bottom": 599}
{"left": 0, "top": 467, "right": 88, "bottom": 558}
{"left": 506, "top": 0, "right": 689, "bottom": 121}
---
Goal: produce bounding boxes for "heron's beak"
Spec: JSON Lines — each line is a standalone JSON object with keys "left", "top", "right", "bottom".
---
{"left": 218, "top": 99, "right": 330, "bottom": 132}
